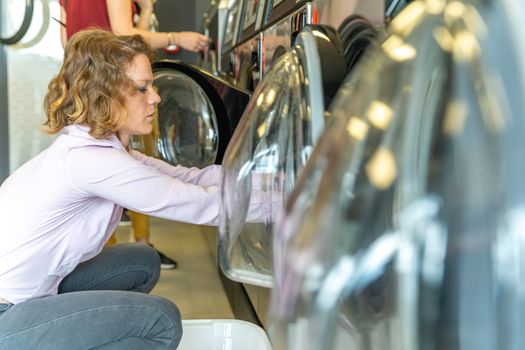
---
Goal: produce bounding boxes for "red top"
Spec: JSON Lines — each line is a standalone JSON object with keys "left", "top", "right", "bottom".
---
{"left": 60, "top": 0, "right": 136, "bottom": 39}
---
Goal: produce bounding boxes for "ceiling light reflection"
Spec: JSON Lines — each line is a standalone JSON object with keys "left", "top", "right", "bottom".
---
{"left": 425, "top": 0, "right": 446, "bottom": 15}
{"left": 256, "top": 93, "right": 265, "bottom": 106}
{"left": 383, "top": 35, "right": 417, "bottom": 61}
{"left": 366, "top": 146, "right": 397, "bottom": 190}
{"left": 442, "top": 100, "right": 468, "bottom": 136}
{"left": 265, "top": 88, "right": 277, "bottom": 105}
{"left": 367, "top": 101, "right": 394, "bottom": 130}
{"left": 453, "top": 30, "right": 480, "bottom": 62}
{"left": 312, "top": 31, "right": 330, "bottom": 42}
{"left": 390, "top": 1, "right": 426, "bottom": 37}
{"left": 463, "top": 5, "right": 487, "bottom": 38}
{"left": 433, "top": 26, "right": 454, "bottom": 52}
{"left": 257, "top": 122, "right": 267, "bottom": 138}
{"left": 444, "top": 1, "right": 466, "bottom": 25}
{"left": 346, "top": 117, "right": 369, "bottom": 141}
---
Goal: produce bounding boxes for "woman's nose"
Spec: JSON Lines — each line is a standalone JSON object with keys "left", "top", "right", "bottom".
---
{"left": 150, "top": 88, "right": 161, "bottom": 104}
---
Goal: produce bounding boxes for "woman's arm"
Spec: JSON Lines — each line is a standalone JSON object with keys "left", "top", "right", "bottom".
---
{"left": 66, "top": 146, "right": 268, "bottom": 225}
{"left": 60, "top": 5, "right": 67, "bottom": 48}
{"left": 67, "top": 146, "right": 222, "bottom": 225}
{"left": 133, "top": 0, "right": 154, "bottom": 31}
{"left": 129, "top": 149, "right": 222, "bottom": 187}
{"left": 106, "top": 0, "right": 209, "bottom": 52}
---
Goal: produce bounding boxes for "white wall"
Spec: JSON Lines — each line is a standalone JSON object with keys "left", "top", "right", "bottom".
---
{"left": 7, "top": 0, "right": 63, "bottom": 172}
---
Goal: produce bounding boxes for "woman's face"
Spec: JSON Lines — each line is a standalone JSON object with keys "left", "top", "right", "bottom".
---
{"left": 118, "top": 53, "right": 161, "bottom": 147}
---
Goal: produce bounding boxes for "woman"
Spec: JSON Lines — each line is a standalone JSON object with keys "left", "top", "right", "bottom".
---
{"left": 0, "top": 29, "right": 266, "bottom": 349}
{"left": 59, "top": 0, "right": 208, "bottom": 269}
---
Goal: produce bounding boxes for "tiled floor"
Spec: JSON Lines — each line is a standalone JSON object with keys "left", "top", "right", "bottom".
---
{"left": 115, "top": 218, "right": 235, "bottom": 320}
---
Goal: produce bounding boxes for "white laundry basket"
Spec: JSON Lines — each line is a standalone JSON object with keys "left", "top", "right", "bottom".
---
{"left": 178, "top": 319, "right": 272, "bottom": 350}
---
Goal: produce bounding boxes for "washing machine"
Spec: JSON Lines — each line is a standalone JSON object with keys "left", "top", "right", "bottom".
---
{"left": 268, "top": 1, "right": 525, "bottom": 349}
{"left": 218, "top": 24, "right": 346, "bottom": 326}
{"left": 216, "top": 0, "right": 383, "bottom": 281}
{"left": 131, "top": 60, "right": 250, "bottom": 168}
{"left": 219, "top": 24, "right": 346, "bottom": 289}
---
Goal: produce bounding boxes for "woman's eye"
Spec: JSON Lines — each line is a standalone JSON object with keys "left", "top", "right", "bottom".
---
{"left": 137, "top": 86, "right": 148, "bottom": 94}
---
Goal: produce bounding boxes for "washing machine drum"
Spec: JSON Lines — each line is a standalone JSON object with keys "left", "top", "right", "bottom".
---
{"left": 269, "top": 2, "right": 525, "bottom": 350}
{"left": 133, "top": 61, "right": 249, "bottom": 168}
{"left": 218, "top": 25, "right": 346, "bottom": 287}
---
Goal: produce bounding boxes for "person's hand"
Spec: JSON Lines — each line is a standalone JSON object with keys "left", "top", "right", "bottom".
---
{"left": 134, "top": 0, "right": 154, "bottom": 12}
{"left": 175, "top": 32, "right": 210, "bottom": 52}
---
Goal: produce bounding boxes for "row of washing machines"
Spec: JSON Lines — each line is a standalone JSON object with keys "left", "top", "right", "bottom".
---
{"left": 207, "top": 0, "right": 388, "bottom": 90}
{"left": 134, "top": 0, "right": 525, "bottom": 349}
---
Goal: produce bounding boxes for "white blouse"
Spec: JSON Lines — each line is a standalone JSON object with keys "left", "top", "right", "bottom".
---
{"left": 0, "top": 125, "right": 267, "bottom": 304}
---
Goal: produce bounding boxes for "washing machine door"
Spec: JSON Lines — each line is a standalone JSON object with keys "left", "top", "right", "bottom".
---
{"left": 269, "top": 1, "right": 525, "bottom": 350}
{"left": 132, "top": 60, "right": 250, "bottom": 168}
{"left": 219, "top": 25, "right": 346, "bottom": 287}
{"left": 0, "top": 0, "right": 34, "bottom": 45}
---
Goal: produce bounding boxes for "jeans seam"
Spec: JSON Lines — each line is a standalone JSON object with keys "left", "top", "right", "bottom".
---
{"left": 81, "top": 265, "right": 155, "bottom": 290}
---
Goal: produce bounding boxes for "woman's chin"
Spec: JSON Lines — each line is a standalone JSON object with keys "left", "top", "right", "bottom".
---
{"left": 139, "top": 125, "right": 153, "bottom": 135}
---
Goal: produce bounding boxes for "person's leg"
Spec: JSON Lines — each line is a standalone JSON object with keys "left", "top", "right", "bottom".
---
{"left": 58, "top": 243, "right": 160, "bottom": 293}
{"left": 0, "top": 290, "right": 182, "bottom": 350}
{"left": 130, "top": 210, "right": 150, "bottom": 244}
{"left": 106, "top": 232, "right": 118, "bottom": 245}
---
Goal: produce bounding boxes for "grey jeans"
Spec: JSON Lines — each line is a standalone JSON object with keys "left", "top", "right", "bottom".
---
{"left": 0, "top": 243, "right": 182, "bottom": 349}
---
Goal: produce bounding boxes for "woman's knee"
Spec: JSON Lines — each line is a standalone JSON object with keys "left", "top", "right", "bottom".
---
{"left": 150, "top": 296, "right": 183, "bottom": 348}
{"left": 130, "top": 243, "right": 160, "bottom": 292}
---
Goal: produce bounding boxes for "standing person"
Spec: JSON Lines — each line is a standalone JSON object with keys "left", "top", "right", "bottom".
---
{"left": 59, "top": 0, "right": 207, "bottom": 269}
{"left": 59, "top": 0, "right": 209, "bottom": 51}
{"left": 0, "top": 29, "right": 268, "bottom": 349}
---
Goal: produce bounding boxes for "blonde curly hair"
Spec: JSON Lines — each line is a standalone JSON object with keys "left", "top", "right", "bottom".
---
{"left": 44, "top": 29, "right": 155, "bottom": 139}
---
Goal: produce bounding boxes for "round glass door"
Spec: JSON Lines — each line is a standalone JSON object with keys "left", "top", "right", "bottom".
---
{"left": 269, "top": 1, "right": 525, "bottom": 350}
{"left": 153, "top": 69, "right": 219, "bottom": 168}
{"left": 0, "top": 0, "right": 34, "bottom": 45}
{"left": 219, "top": 26, "right": 328, "bottom": 287}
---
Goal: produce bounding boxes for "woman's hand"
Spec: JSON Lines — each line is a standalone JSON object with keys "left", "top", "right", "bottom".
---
{"left": 134, "top": 0, "right": 154, "bottom": 12}
{"left": 173, "top": 32, "right": 210, "bottom": 52}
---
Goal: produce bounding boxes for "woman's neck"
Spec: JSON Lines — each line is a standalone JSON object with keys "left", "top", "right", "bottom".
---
{"left": 117, "top": 131, "right": 130, "bottom": 150}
